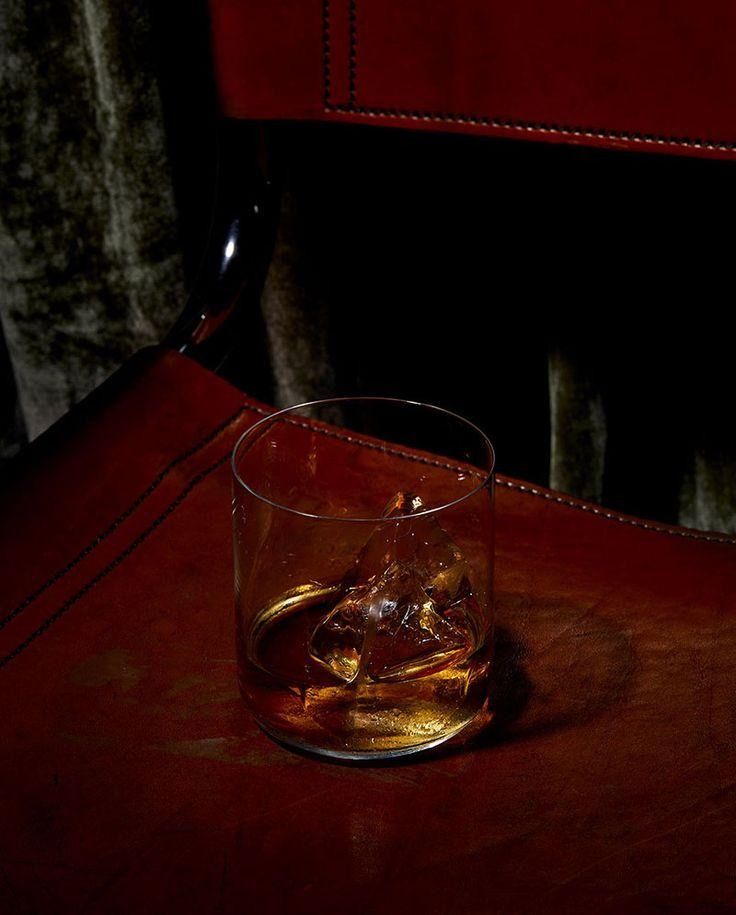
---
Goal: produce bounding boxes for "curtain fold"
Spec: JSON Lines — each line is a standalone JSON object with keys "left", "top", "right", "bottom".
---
{"left": 260, "top": 186, "right": 336, "bottom": 409}
{"left": 548, "top": 348, "right": 606, "bottom": 505}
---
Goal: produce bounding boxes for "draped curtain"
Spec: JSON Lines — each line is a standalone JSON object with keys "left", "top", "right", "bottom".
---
{"left": 0, "top": 0, "right": 187, "bottom": 447}
{"left": 2, "top": 0, "right": 734, "bottom": 533}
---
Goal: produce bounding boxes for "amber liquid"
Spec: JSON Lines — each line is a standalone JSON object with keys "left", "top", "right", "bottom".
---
{"left": 238, "top": 583, "right": 492, "bottom": 758}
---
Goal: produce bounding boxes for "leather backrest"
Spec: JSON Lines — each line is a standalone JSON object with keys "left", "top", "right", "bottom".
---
{"left": 210, "top": 0, "right": 736, "bottom": 160}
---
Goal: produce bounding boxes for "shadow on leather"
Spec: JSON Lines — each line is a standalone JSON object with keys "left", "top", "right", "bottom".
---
{"left": 478, "top": 593, "right": 635, "bottom": 749}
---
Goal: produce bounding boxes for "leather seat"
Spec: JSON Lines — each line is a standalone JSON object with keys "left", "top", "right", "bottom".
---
{"left": 2, "top": 348, "right": 735, "bottom": 912}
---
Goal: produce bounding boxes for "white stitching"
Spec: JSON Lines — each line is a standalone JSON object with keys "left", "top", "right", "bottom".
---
{"left": 325, "top": 105, "right": 736, "bottom": 155}
{"left": 281, "top": 414, "right": 482, "bottom": 477}
{"left": 244, "top": 399, "right": 736, "bottom": 546}
{"left": 324, "top": 0, "right": 736, "bottom": 155}
{"left": 494, "top": 478, "right": 736, "bottom": 545}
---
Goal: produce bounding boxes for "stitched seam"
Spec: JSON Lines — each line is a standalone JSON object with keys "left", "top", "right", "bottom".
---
{"left": 279, "top": 415, "right": 736, "bottom": 545}
{"left": 281, "top": 414, "right": 480, "bottom": 477}
{"left": 323, "top": 0, "right": 736, "bottom": 154}
{"left": 0, "top": 452, "right": 233, "bottom": 670}
{"left": 494, "top": 478, "right": 736, "bottom": 545}
{"left": 348, "top": 0, "right": 357, "bottom": 105}
{"left": 0, "top": 403, "right": 269, "bottom": 631}
{"left": 325, "top": 105, "right": 736, "bottom": 154}
{"left": 322, "top": 0, "right": 331, "bottom": 106}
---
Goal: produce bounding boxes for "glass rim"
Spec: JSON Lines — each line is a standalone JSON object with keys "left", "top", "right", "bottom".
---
{"left": 231, "top": 396, "right": 496, "bottom": 523}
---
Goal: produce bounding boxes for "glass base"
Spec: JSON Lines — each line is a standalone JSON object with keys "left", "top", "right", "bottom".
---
{"left": 255, "top": 704, "right": 492, "bottom": 762}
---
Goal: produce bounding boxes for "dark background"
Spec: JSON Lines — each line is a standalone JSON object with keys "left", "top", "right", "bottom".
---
{"left": 1, "top": 0, "right": 734, "bottom": 530}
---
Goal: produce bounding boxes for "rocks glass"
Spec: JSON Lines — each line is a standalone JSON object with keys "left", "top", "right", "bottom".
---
{"left": 232, "top": 398, "right": 495, "bottom": 759}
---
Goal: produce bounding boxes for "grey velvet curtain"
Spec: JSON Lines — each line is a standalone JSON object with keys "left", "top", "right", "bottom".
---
{"left": 2, "top": 0, "right": 735, "bottom": 534}
{"left": 0, "top": 0, "right": 184, "bottom": 449}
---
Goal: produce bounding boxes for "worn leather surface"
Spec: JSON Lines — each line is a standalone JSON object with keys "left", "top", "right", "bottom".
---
{"left": 2, "top": 348, "right": 736, "bottom": 912}
{"left": 210, "top": 0, "right": 736, "bottom": 160}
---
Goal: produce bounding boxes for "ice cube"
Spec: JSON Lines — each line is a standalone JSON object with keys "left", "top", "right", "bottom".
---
{"left": 364, "top": 563, "right": 474, "bottom": 682}
{"left": 353, "top": 492, "right": 474, "bottom": 603}
{"left": 308, "top": 492, "right": 483, "bottom": 684}
{"left": 349, "top": 491, "right": 423, "bottom": 583}
{"left": 309, "top": 562, "right": 474, "bottom": 683}
{"left": 308, "top": 587, "right": 367, "bottom": 683}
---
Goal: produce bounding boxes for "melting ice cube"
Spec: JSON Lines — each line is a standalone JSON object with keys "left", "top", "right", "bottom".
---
{"left": 308, "top": 493, "right": 483, "bottom": 683}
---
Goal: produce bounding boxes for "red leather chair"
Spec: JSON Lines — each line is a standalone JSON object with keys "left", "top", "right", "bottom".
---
{"left": 3, "top": 2, "right": 736, "bottom": 911}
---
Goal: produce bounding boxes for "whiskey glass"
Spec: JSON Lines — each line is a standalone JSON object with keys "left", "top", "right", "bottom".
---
{"left": 232, "top": 397, "right": 495, "bottom": 760}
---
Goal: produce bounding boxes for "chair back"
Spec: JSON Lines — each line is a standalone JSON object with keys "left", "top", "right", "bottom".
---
{"left": 210, "top": 0, "right": 736, "bottom": 161}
